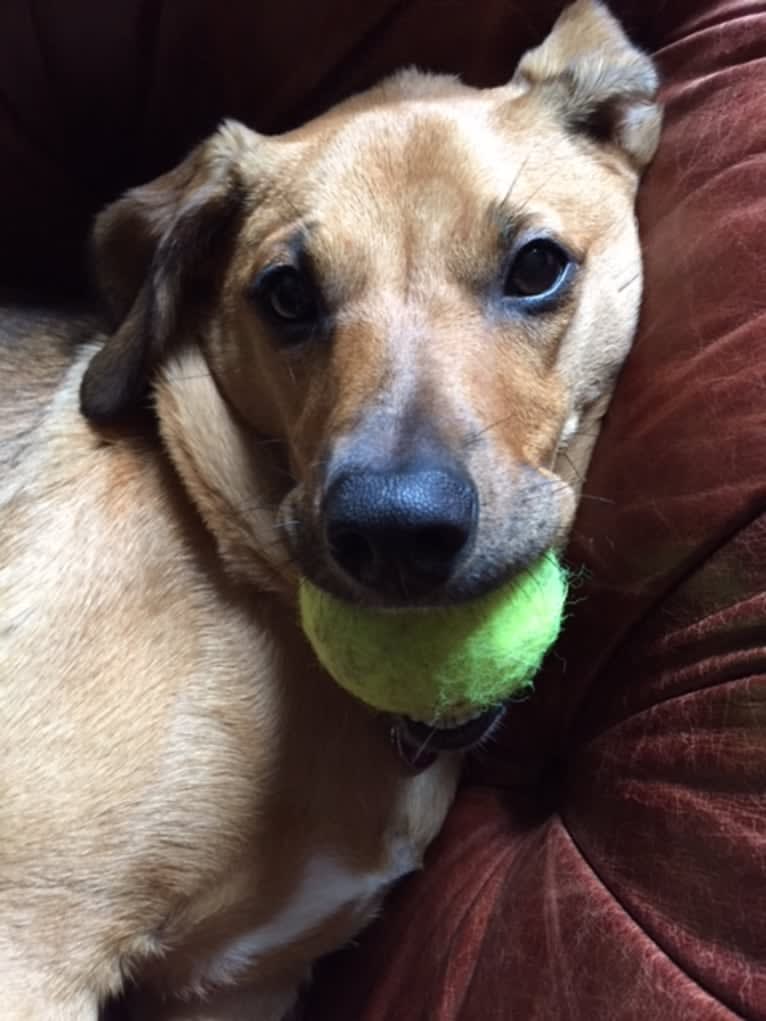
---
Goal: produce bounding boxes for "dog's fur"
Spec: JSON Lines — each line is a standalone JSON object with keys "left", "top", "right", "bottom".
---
{"left": 0, "top": 3, "right": 660, "bottom": 1018}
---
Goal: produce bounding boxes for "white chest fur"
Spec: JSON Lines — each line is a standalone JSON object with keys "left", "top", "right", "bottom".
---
{"left": 193, "top": 848, "right": 415, "bottom": 992}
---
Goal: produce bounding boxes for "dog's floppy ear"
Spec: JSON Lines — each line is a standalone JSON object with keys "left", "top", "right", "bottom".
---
{"left": 512, "top": 0, "right": 661, "bottom": 170}
{"left": 81, "top": 121, "right": 253, "bottom": 424}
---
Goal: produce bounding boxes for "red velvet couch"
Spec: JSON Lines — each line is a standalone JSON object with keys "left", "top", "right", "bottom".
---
{"left": 2, "top": 2, "right": 763, "bottom": 1018}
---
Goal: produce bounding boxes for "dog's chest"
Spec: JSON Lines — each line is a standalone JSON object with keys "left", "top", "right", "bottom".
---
{"left": 191, "top": 846, "right": 415, "bottom": 992}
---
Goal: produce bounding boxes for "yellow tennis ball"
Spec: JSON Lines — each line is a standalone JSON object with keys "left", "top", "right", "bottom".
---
{"left": 299, "top": 555, "right": 567, "bottom": 724}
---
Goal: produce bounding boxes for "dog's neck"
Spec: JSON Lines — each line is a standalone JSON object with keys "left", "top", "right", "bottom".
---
{"left": 154, "top": 346, "right": 297, "bottom": 599}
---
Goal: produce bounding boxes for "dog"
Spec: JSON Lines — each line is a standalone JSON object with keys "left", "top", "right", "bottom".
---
{"left": 0, "top": 2, "right": 661, "bottom": 1017}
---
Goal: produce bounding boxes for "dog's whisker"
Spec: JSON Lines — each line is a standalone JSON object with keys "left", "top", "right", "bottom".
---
{"left": 499, "top": 147, "right": 534, "bottom": 210}
{"left": 463, "top": 411, "right": 517, "bottom": 448}
{"left": 252, "top": 520, "right": 301, "bottom": 539}
{"left": 413, "top": 725, "right": 438, "bottom": 763}
{"left": 165, "top": 373, "right": 215, "bottom": 382}
{"left": 575, "top": 493, "right": 616, "bottom": 505}
{"left": 234, "top": 501, "right": 283, "bottom": 516}
{"left": 557, "top": 450, "right": 584, "bottom": 483}
{"left": 543, "top": 476, "right": 616, "bottom": 507}
{"left": 512, "top": 140, "right": 572, "bottom": 217}
{"left": 618, "top": 271, "right": 642, "bottom": 292}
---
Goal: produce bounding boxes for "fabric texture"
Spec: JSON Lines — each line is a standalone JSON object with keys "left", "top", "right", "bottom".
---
{"left": 0, "top": 1, "right": 763, "bottom": 1018}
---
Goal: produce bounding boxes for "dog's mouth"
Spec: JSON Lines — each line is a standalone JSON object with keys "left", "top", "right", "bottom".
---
{"left": 279, "top": 464, "right": 566, "bottom": 611}
{"left": 390, "top": 706, "right": 505, "bottom": 771}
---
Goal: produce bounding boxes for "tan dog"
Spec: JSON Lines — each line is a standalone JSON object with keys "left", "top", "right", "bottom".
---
{"left": 0, "top": 3, "right": 660, "bottom": 1018}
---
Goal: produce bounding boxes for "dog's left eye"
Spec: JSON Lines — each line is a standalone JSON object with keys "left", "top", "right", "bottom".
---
{"left": 253, "top": 266, "right": 319, "bottom": 327}
{"left": 504, "top": 240, "right": 571, "bottom": 301}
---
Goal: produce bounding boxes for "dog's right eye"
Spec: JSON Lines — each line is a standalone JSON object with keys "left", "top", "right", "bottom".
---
{"left": 250, "top": 265, "right": 320, "bottom": 333}
{"left": 502, "top": 239, "right": 574, "bottom": 311}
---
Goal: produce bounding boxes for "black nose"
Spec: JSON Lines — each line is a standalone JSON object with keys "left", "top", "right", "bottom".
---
{"left": 323, "top": 461, "right": 478, "bottom": 598}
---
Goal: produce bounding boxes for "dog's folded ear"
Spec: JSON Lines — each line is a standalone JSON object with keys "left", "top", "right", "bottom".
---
{"left": 511, "top": 0, "right": 661, "bottom": 170}
{"left": 80, "top": 121, "right": 254, "bottom": 424}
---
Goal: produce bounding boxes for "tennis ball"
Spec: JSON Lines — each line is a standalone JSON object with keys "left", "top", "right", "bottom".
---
{"left": 299, "top": 555, "right": 567, "bottom": 724}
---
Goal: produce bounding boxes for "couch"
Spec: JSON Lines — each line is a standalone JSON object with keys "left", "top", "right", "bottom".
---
{"left": 1, "top": 1, "right": 763, "bottom": 1018}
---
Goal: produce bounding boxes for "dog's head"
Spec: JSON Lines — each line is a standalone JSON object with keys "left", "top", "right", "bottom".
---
{"left": 82, "top": 0, "right": 660, "bottom": 608}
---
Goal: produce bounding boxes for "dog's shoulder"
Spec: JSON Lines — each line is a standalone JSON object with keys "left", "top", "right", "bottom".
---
{"left": 0, "top": 304, "right": 101, "bottom": 470}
